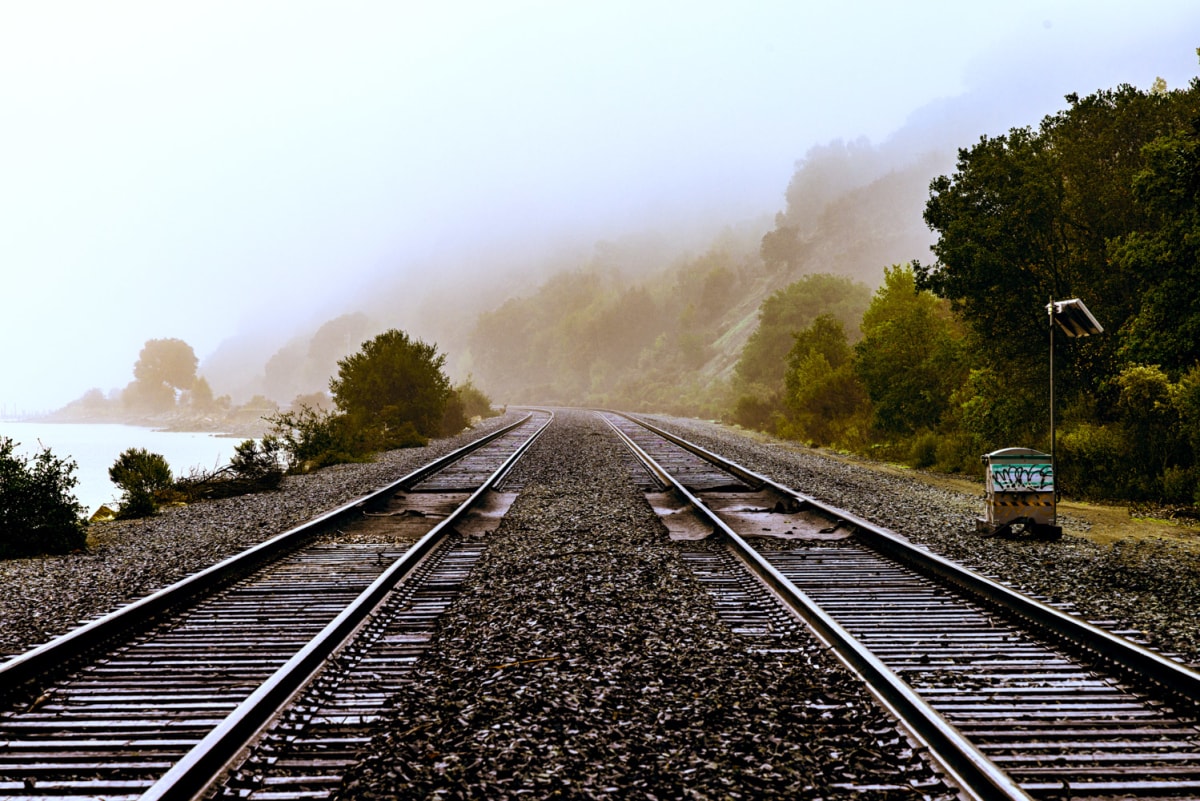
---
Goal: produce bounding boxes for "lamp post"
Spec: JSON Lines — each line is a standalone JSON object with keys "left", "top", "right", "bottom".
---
{"left": 1047, "top": 297, "right": 1103, "bottom": 522}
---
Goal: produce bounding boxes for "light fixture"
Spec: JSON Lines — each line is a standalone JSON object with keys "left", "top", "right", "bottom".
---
{"left": 1049, "top": 298, "right": 1103, "bottom": 338}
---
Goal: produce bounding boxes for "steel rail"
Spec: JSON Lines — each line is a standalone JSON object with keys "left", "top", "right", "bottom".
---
{"left": 0, "top": 412, "right": 534, "bottom": 698}
{"left": 600, "top": 413, "right": 1030, "bottom": 801}
{"left": 140, "top": 409, "right": 553, "bottom": 801}
{"left": 624, "top": 413, "right": 1200, "bottom": 705}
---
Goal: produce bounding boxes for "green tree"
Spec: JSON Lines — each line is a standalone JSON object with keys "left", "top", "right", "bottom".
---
{"left": 1115, "top": 365, "right": 1186, "bottom": 488}
{"left": 1112, "top": 115, "right": 1200, "bottom": 374}
{"left": 0, "top": 438, "right": 86, "bottom": 557}
{"left": 109, "top": 448, "right": 173, "bottom": 517}
{"left": 782, "top": 315, "right": 869, "bottom": 446}
{"left": 330, "top": 329, "right": 456, "bottom": 444}
{"left": 734, "top": 274, "right": 871, "bottom": 388}
{"left": 854, "top": 265, "right": 965, "bottom": 436}
{"left": 916, "top": 83, "right": 1200, "bottom": 395}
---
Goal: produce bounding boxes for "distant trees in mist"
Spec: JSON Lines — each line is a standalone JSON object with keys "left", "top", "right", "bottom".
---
{"left": 742, "top": 75, "right": 1200, "bottom": 503}
{"left": 122, "top": 338, "right": 199, "bottom": 413}
{"left": 262, "top": 313, "right": 374, "bottom": 405}
{"left": 54, "top": 337, "right": 247, "bottom": 430}
{"left": 459, "top": 68, "right": 1200, "bottom": 505}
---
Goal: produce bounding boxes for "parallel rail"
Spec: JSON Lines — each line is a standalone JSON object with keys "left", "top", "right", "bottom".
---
{"left": 0, "top": 411, "right": 551, "bottom": 801}
{"left": 0, "top": 413, "right": 533, "bottom": 697}
{"left": 602, "top": 411, "right": 1200, "bottom": 801}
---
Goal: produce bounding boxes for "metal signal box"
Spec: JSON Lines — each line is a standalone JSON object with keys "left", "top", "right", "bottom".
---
{"left": 976, "top": 447, "right": 1061, "bottom": 539}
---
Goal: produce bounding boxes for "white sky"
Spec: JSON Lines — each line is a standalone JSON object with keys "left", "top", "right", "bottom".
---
{"left": 2, "top": 0, "right": 1199, "bottom": 413}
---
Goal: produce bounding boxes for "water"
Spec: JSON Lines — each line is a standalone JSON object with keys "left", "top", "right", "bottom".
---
{"left": 1, "top": 421, "right": 244, "bottom": 515}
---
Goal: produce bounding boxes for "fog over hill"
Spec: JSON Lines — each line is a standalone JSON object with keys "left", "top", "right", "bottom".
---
{"left": 4, "top": 3, "right": 1198, "bottom": 415}
{"left": 197, "top": 79, "right": 1040, "bottom": 407}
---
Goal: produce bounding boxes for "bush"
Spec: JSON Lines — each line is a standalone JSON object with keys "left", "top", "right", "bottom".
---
{"left": 229, "top": 436, "right": 286, "bottom": 481}
{"left": 1057, "top": 423, "right": 1133, "bottom": 500}
{"left": 1160, "top": 466, "right": 1197, "bottom": 505}
{"left": 266, "top": 405, "right": 376, "bottom": 471}
{"left": 731, "top": 386, "right": 780, "bottom": 431}
{"left": 331, "top": 329, "right": 457, "bottom": 441}
{"left": 934, "top": 431, "right": 982, "bottom": 475}
{"left": 907, "top": 431, "right": 940, "bottom": 469}
{"left": 171, "top": 437, "right": 286, "bottom": 503}
{"left": 109, "top": 448, "right": 174, "bottom": 517}
{"left": 440, "top": 393, "right": 468, "bottom": 437}
{"left": 455, "top": 378, "right": 498, "bottom": 420}
{"left": 0, "top": 437, "right": 87, "bottom": 558}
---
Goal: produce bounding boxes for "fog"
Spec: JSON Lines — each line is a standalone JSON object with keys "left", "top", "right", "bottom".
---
{"left": 2, "top": 1, "right": 1198, "bottom": 414}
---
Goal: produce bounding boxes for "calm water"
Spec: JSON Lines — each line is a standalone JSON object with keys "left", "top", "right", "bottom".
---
{"left": 1, "top": 421, "right": 243, "bottom": 515}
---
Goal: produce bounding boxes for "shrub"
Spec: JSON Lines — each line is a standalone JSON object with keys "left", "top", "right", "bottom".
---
{"left": 266, "top": 405, "right": 375, "bottom": 471}
{"left": 934, "top": 431, "right": 982, "bottom": 475}
{"left": 1057, "top": 423, "right": 1132, "bottom": 500}
{"left": 907, "top": 431, "right": 940, "bottom": 469}
{"left": 440, "top": 393, "right": 468, "bottom": 437}
{"left": 109, "top": 448, "right": 174, "bottom": 517}
{"left": 0, "top": 437, "right": 87, "bottom": 558}
{"left": 1160, "top": 466, "right": 1197, "bottom": 505}
{"left": 330, "top": 329, "right": 456, "bottom": 441}
{"left": 731, "top": 387, "right": 779, "bottom": 431}
{"left": 171, "top": 437, "right": 286, "bottom": 503}
{"left": 455, "top": 377, "right": 498, "bottom": 420}
{"left": 229, "top": 435, "right": 286, "bottom": 481}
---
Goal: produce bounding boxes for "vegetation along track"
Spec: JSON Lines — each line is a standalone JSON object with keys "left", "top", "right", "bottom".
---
{"left": 601, "top": 410, "right": 1200, "bottom": 801}
{"left": 0, "top": 410, "right": 552, "bottom": 801}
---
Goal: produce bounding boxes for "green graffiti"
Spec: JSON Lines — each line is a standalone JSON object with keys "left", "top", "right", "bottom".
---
{"left": 991, "top": 463, "right": 1054, "bottom": 492}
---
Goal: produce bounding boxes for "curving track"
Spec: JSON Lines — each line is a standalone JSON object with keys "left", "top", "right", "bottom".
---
{"left": 602, "top": 410, "right": 1200, "bottom": 801}
{"left": 0, "top": 411, "right": 551, "bottom": 801}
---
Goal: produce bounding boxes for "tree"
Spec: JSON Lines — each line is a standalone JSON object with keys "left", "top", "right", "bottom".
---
{"left": 915, "top": 82, "right": 1200, "bottom": 400}
{"left": 124, "top": 338, "right": 199, "bottom": 413}
{"left": 109, "top": 448, "right": 173, "bottom": 517}
{"left": 782, "top": 315, "right": 869, "bottom": 446}
{"left": 854, "top": 265, "right": 965, "bottom": 436}
{"left": 187, "top": 376, "right": 215, "bottom": 411}
{"left": 734, "top": 274, "right": 871, "bottom": 388}
{"left": 0, "top": 438, "right": 86, "bottom": 557}
{"left": 1112, "top": 114, "right": 1200, "bottom": 374}
{"left": 134, "top": 338, "right": 198, "bottom": 391}
{"left": 330, "top": 329, "right": 456, "bottom": 445}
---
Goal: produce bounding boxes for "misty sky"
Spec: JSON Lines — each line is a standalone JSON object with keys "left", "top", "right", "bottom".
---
{"left": 3, "top": 1, "right": 1199, "bottom": 413}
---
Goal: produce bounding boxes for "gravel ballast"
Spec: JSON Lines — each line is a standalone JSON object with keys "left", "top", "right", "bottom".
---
{"left": 6, "top": 407, "right": 1200, "bottom": 796}
{"left": 338, "top": 410, "right": 944, "bottom": 799}
{"left": 0, "top": 414, "right": 521, "bottom": 658}
{"left": 646, "top": 414, "right": 1200, "bottom": 665}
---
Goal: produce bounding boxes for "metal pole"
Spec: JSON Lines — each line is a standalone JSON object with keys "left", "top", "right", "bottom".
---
{"left": 1049, "top": 297, "right": 1056, "bottom": 524}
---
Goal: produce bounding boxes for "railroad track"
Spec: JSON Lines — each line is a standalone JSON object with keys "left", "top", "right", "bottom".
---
{"left": 0, "top": 410, "right": 551, "bottom": 801}
{"left": 601, "top": 410, "right": 1200, "bottom": 801}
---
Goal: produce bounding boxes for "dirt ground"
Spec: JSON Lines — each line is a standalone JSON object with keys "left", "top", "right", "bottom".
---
{"left": 730, "top": 427, "right": 1200, "bottom": 553}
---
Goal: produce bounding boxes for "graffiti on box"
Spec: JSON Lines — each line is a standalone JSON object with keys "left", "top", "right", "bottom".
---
{"left": 990, "top": 463, "right": 1054, "bottom": 492}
